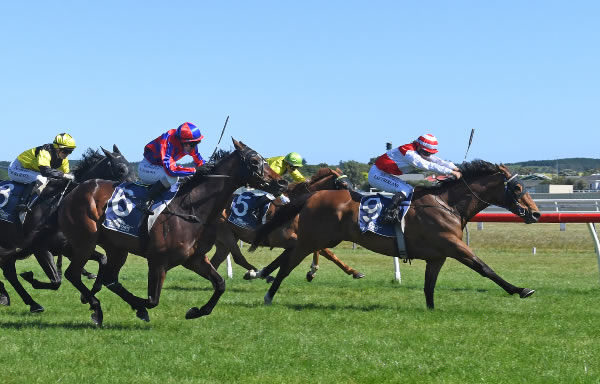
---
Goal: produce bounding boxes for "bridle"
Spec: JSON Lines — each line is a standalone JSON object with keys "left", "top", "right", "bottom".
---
{"left": 238, "top": 147, "right": 287, "bottom": 194}
{"left": 460, "top": 172, "right": 529, "bottom": 217}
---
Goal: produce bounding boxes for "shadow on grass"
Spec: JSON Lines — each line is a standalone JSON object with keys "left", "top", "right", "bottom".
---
{"left": 165, "top": 285, "right": 253, "bottom": 293}
{"left": 0, "top": 319, "right": 151, "bottom": 330}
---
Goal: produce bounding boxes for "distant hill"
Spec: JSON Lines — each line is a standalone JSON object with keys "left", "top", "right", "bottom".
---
{"left": 505, "top": 158, "right": 600, "bottom": 174}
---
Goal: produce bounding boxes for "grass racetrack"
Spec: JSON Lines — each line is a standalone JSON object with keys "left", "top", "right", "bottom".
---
{"left": 1, "top": 222, "right": 599, "bottom": 383}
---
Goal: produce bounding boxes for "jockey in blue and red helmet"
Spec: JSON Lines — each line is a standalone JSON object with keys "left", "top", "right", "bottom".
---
{"left": 137, "top": 122, "right": 205, "bottom": 214}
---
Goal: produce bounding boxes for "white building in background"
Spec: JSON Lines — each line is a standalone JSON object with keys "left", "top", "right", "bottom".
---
{"left": 579, "top": 174, "right": 600, "bottom": 190}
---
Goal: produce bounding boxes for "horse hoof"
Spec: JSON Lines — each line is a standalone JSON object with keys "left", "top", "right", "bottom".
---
{"left": 0, "top": 294, "right": 11, "bottom": 306}
{"left": 86, "top": 273, "right": 97, "bottom": 280}
{"left": 353, "top": 272, "right": 365, "bottom": 279}
{"left": 19, "top": 271, "right": 35, "bottom": 283}
{"left": 91, "top": 311, "right": 103, "bottom": 327}
{"left": 80, "top": 293, "right": 88, "bottom": 304}
{"left": 29, "top": 303, "right": 44, "bottom": 313}
{"left": 185, "top": 307, "right": 209, "bottom": 319}
{"left": 265, "top": 276, "right": 275, "bottom": 284}
{"left": 520, "top": 288, "right": 535, "bottom": 298}
{"left": 264, "top": 294, "right": 273, "bottom": 306}
{"left": 306, "top": 272, "right": 315, "bottom": 282}
{"left": 136, "top": 309, "right": 150, "bottom": 322}
{"left": 244, "top": 270, "right": 258, "bottom": 280}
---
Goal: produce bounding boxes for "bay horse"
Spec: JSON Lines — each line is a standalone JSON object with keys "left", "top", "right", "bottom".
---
{"left": 210, "top": 167, "right": 364, "bottom": 281}
{"left": 0, "top": 146, "right": 134, "bottom": 312}
{"left": 250, "top": 160, "right": 541, "bottom": 309}
{"left": 58, "top": 139, "right": 287, "bottom": 326}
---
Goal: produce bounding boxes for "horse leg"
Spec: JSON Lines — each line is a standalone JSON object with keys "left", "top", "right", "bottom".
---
{"left": 212, "top": 238, "right": 257, "bottom": 273}
{"left": 88, "top": 250, "right": 107, "bottom": 295}
{"left": 183, "top": 253, "right": 226, "bottom": 319}
{"left": 250, "top": 251, "right": 287, "bottom": 280}
{"left": 2, "top": 260, "right": 44, "bottom": 312}
{"left": 451, "top": 242, "right": 534, "bottom": 299}
{"left": 0, "top": 280, "right": 9, "bottom": 306}
{"left": 101, "top": 248, "right": 150, "bottom": 322}
{"left": 306, "top": 252, "right": 320, "bottom": 282}
{"left": 424, "top": 259, "right": 446, "bottom": 310}
{"left": 64, "top": 242, "right": 104, "bottom": 326}
{"left": 20, "top": 249, "right": 61, "bottom": 290}
{"left": 265, "top": 247, "right": 309, "bottom": 305}
{"left": 319, "top": 248, "right": 364, "bottom": 279}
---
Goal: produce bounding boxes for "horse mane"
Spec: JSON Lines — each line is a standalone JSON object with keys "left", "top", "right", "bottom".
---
{"left": 177, "top": 149, "right": 234, "bottom": 194}
{"left": 72, "top": 148, "right": 106, "bottom": 179}
{"left": 287, "top": 168, "right": 334, "bottom": 194}
{"left": 421, "top": 159, "right": 502, "bottom": 191}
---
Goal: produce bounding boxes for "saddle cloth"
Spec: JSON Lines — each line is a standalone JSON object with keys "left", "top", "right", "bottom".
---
{"left": 227, "top": 191, "right": 272, "bottom": 229}
{"left": 0, "top": 180, "right": 27, "bottom": 224}
{"left": 102, "top": 182, "right": 179, "bottom": 237}
{"left": 358, "top": 192, "right": 413, "bottom": 237}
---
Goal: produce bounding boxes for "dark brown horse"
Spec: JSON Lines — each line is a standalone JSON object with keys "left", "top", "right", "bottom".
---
{"left": 210, "top": 168, "right": 364, "bottom": 281}
{"left": 250, "top": 160, "right": 541, "bottom": 309}
{"left": 0, "top": 146, "right": 133, "bottom": 312}
{"left": 58, "top": 139, "right": 287, "bottom": 326}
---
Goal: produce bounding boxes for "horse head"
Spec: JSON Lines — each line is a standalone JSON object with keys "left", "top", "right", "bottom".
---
{"left": 233, "top": 138, "right": 288, "bottom": 195}
{"left": 101, "top": 145, "right": 135, "bottom": 182}
{"left": 497, "top": 165, "right": 541, "bottom": 223}
{"left": 453, "top": 160, "right": 541, "bottom": 224}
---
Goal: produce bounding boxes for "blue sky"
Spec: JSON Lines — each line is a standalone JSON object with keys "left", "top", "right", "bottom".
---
{"left": 1, "top": 1, "right": 598, "bottom": 166}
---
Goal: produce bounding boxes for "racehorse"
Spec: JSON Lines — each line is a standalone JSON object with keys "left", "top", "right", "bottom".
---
{"left": 58, "top": 139, "right": 287, "bottom": 326}
{"left": 0, "top": 146, "right": 134, "bottom": 312}
{"left": 210, "top": 167, "right": 364, "bottom": 281}
{"left": 250, "top": 160, "right": 541, "bottom": 309}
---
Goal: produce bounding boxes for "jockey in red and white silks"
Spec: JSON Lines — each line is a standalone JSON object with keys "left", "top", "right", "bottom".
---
{"left": 369, "top": 134, "right": 461, "bottom": 198}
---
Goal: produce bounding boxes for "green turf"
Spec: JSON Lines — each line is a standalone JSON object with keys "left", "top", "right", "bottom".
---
{"left": 1, "top": 223, "right": 599, "bottom": 383}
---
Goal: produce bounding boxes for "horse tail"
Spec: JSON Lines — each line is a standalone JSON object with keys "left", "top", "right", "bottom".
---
{"left": 248, "top": 192, "right": 314, "bottom": 252}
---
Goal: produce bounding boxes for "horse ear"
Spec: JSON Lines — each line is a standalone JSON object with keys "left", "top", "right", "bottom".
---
{"left": 112, "top": 144, "right": 123, "bottom": 155}
{"left": 232, "top": 138, "right": 242, "bottom": 150}
{"left": 101, "top": 146, "right": 115, "bottom": 159}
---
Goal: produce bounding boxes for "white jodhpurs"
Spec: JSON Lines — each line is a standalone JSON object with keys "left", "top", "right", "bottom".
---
{"left": 368, "top": 165, "right": 412, "bottom": 198}
{"left": 8, "top": 159, "right": 49, "bottom": 193}
{"left": 138, "top": 158, "right": 178, "bottom": 187}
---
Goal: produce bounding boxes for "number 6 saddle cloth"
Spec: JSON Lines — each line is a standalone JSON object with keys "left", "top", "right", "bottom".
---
{"left": 103, "top": 182, "right": 178, "bottom": 237}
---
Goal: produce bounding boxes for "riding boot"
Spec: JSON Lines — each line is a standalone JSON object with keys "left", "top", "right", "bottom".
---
{"left": 15, "top": 182, "right": 37, "bottom": 213}
{"left": 380, "top": 193, "right": 406, "bottom": 224}
{"left": 249, "top": 194, "right": 272, "bottom": 222}
{"left": 138, "top": 181, "right": 169, "bottom": 215}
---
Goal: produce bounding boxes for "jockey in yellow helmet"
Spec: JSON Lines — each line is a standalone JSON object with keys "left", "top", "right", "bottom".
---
{"left": 266, "top": 152, "right": 306, "bottom": 183}
{"left": 249, "top": 152, "right": 306, "bottom": 222}
{"left": 8, "top": 133, "right": 77, "bottom": 213}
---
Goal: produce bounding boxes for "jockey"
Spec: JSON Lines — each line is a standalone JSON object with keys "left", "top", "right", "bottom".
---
{"left": 249, "top": 152, "right": 306, "bottom": 222}
{"left": 368, "top": 134, "right": 462, "bottom": 223}
{"left": 137, "top": 122, "right": 205, "bottom": 214}
{"left": 8, "top": 133, "right": 77, "bottom": 213}
{"left": 267, "top": 152, "right": 306, "bottom": 183}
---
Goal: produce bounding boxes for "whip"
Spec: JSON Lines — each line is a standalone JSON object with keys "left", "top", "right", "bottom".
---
{"left": 463, "top": 128, "right": 475, "bottom": 162}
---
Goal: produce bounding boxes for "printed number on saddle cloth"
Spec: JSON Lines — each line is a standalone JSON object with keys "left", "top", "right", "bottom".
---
{"left": 111, "top": 187, "right": 135, "bottom": 217}
{"left": 232, "top": 193, "right": 252, "bottom": 217}
{"left": 0, "top": 184, "right": 15, "bottom": 209}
